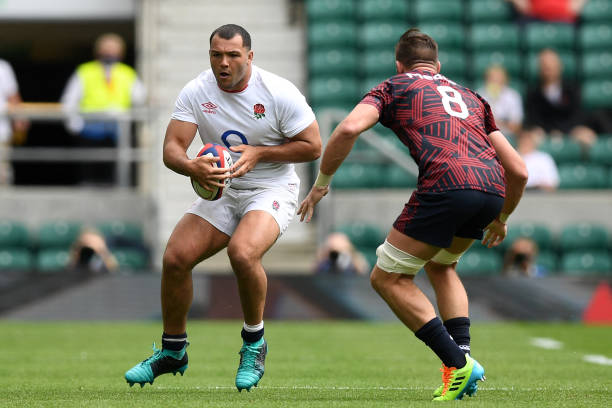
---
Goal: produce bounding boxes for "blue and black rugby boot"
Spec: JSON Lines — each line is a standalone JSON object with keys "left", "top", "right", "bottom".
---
{"left": 235, "top": 337, "right": 267, "bottom": 391}
{"left": 125, "top": 342, "right": 188, "bottom": 387}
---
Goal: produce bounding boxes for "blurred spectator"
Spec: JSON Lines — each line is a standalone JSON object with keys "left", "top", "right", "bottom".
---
{"left": 517, "top": 126, "right": 560, "bottom": 191}
{"left": 525, "top": 48, "right": 596, "bottom": 148}
{"left": 61, "top": 33, "right": 146, "bottom": 185}
{"left": 314, "top": 232, "right": 369, "bottom": 275}
{"left": 0, "top": 59, "right": 28, "bottom": 185}
{"left": 69, "top": 227, "right": 118, "bottom": 274}
{"left": 503, "top": 237, "right": 546, "bottom": 277}
{"left": 477, "top": 65, "right": 524, "bottom": 136}
{"left": 507, "top": 0, "right": 588, "bottom": 23}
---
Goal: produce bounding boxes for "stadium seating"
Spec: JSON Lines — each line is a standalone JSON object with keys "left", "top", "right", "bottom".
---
{"left": 0, "top": 248, "right": 32, "bottom": 271}
{"left": 309, "top": 77, "right": 360, "bottom": 110}
{"left": 437, "top": 50, "right": 468, "bottom": 81}
{"left": 589, "top": 138, "right": 612, "bottom": 166}
{"left": 414, "top": 0, "right": 463, "bottom": 22}
{"left": 384, "top": 165, "right": 418, "bottom": 188}
{"left": 306, "top": 0, "right": 355, "bottom": 22}
{"left": 468, "top": 24, "right": 520, "bottom": 51}
{"left": 308, "top": 22, "right": 357, "bottom": 50}
{"left": 337, "top": 222, "right": 386, "bottom": 248}
{"left": 559, "top": 223, "right": 610, "bottom": 251}
{"left": 332, "top": 163, "right": 386, "bottom": 189}
{"left": 112, "top": 248, "right": 148, "bottom": 270}
{"left": 581, "top": 51, "right": 612, "bottom": 79}
{"left": 466, "top": 0, "right": 513, "bottom": 22}
{"left": 359, "top": 76, "right": 388, "bottom": 96}
{"left": 559, "top": 164, "right": 608, "bottom": 189}
{"left": 560, "top": 250, "right": 612, "bottom": 275}
{"left": 360, "top": 49, "right": 396, "bottom": 78}
{"left": 305, "top": 0, "right": 612, "bottom": 197}
{"left": 359, "top": 22, "right": 407, "bottom": 50}
{"left": 36, "top": 221, "right": 81, "bottom": 250}
{"left": 456, "top": 250, "right": 502, "bottom": 276}
{"left": 36, "top": 249, "right": 71, "bottom": 273}
{"left": 539, "top": 138, "right": 583, "bottom": 164}
{"left": 524, "top": 23, "right": 575, "bottom": 52}
{"left": 0, "top": 220, "right": 29, "bottom": 248}
{"left": 418, "top": 23, "right": 465, "bottom": 48}
{"left": 582, "top": 79, "right": 612, "bottom": 109}
{"left": 309, "top": 49, "right": 359, "bottom": 77}
{"left": 579, "top": 23, "right": 612, "bottom": 51}
{"left": 581, "top": 0, "right": 612, "bottom": 21}
{"left": 357, "top": 0, "right": 408, "bottom": 22}
{"left": 503, "top": 222, "right": 554, "bottom": 251}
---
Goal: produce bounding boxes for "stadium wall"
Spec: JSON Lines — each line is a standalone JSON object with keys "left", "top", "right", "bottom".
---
{"left": 2, "top": 273, "right": 602, "bottom": 322}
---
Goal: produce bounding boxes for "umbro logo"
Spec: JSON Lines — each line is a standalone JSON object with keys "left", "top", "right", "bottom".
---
{"left": 201, "top": 102, "right": 218, "bottom": 114}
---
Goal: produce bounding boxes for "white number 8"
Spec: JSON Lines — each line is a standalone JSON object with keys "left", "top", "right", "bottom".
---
{"left": 437, "top": 86, "right": 469, "bottom": 119}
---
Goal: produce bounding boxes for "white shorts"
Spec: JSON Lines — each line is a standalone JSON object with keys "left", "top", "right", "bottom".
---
{"left": 186, "top": 180, "right": 300, "bottom": 237}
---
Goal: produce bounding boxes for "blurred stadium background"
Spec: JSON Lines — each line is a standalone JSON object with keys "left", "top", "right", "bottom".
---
{"left": 0, "top": 0, "right": 611, "bottom": 325}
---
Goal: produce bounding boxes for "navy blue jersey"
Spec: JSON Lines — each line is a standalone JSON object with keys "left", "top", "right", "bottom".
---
{"left": 361, "top": 69, "right": 506, "bottom": 197}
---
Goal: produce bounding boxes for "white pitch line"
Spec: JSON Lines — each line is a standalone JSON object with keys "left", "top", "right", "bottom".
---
{"left": 583, "top": 354, "right": 612, "bottom": 366}
{"left": 152, "top": 385, "right": 565, "bottom": 392}
{"left": 530, "top": 337, "right": 563, "bottom": 350}
{"left": 530, "top": 337, "right": 612, "bottom": 366}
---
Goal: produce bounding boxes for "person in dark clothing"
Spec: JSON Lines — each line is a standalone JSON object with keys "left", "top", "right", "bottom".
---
{"left": 525, "top": 48, "right": 596, "bottom": 147}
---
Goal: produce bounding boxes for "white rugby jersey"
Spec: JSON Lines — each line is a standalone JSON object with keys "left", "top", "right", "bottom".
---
{"left": 171, "top": 65, "right": 315, "bottom": 189}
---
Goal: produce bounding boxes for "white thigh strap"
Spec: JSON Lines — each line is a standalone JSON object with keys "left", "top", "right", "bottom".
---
{"left": 376, "top": 240, "right": 427, "bottom": 275}
{"left": 431, "top": 249, "right": 464, "bottom": 265}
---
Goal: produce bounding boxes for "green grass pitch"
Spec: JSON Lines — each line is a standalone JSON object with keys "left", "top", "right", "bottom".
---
{"left": 2, "top": 321, "right": 611, "bottom": 407}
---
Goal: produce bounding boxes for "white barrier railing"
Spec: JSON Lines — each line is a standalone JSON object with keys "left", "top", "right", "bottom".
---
{"left": 3, "top": 103, "right": 152, "bottom": 187}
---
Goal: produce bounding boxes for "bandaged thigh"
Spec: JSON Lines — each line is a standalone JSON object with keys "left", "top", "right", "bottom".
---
{"left": 430, "top": 249, "right": 464, "bottom": 265}
{"left": 375, "top": 240, "right": 427, "bottom": 275}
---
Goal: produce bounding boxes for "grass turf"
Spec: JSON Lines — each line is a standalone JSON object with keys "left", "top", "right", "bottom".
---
{"left": 1, "top": 321, "right": 611, "bottom": 407}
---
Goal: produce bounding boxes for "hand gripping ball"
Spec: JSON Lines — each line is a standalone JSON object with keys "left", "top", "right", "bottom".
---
{"left": 191, "top": 143, "right": 233, "bottom": 200}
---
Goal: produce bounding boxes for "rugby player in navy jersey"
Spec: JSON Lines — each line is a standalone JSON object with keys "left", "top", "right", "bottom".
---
{"left": 299, "top": 28, "right": 528, "bottom": 401}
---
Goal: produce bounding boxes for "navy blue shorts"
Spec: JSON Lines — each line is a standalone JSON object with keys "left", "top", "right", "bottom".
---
{"left": 393, "top": 190, "right": 504, "bottom": 248}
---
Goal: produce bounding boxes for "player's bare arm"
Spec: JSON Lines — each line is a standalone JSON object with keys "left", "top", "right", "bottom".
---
{"left": 229, "top": 119, "right": 322, "bottom": 178}
{"left": 482, "top": 130, "right": 529, "bottom": 247}
{"left": 298, "top": 104, "right": 379, "bottom": 223}
{"left": 163, "top": 119, "right": 228, "bottom": 190}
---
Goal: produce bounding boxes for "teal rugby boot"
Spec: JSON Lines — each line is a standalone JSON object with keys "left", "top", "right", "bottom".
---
{"left": 125, "top": 342, "right": 188, "bottom": 387}
{"left": 235, "top": 338, "right": 267, "bottom": 391}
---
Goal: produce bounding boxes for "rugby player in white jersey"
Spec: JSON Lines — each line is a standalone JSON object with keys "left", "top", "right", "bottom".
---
{"left": 125, "top": 24, "right": 321, "bottom": 391}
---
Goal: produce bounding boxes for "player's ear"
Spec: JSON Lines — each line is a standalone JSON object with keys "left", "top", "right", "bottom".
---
{"left": 436, "top": 60, "right": 441, "bottom": 74}
{"left": 395, "top": 60, "right": 402, "bottom": 74}
{"left": 247, "top": 50, "right": 254, "bottom": 64}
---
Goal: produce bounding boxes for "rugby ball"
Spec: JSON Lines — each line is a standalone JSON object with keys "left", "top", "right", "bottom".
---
{"left": 191, "top": 143, "right": 233, "bottom": 200}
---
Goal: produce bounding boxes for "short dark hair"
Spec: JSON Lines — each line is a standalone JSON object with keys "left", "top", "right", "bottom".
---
{"left": 209, "top": 24, "right": 251, "bottom": 50}
{"left": 395, "top": 28, "right": 438, "bottom": 69}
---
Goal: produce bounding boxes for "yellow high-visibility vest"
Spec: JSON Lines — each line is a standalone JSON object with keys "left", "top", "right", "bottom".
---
{"left": 77, "top": 61, "right": 137, "bottom": 112}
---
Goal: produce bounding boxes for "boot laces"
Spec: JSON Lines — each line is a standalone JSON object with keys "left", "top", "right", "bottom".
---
{"left": 440, "top": 364, "right": 457, "bottom": 395}
{"left": 140, "top": 342, "right": 163, "bottom": 365}
{"left": 238, "top": 343, "right": 260, "bottom": 369}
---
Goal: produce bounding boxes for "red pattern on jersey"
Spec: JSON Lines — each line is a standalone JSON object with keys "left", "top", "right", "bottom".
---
{"left": 361, "top": 69, "right": 505, "bottom": 197}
